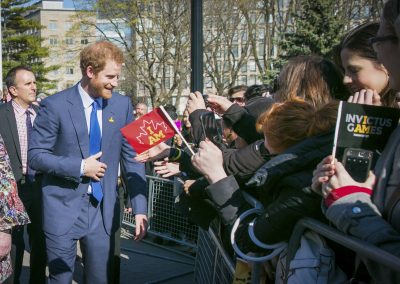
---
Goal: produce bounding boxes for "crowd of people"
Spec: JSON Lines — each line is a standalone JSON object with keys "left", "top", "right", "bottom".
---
{"left": 0, "top": 0, "right": 400, "bottom": 283}
{"left": 137, "top": 0, "right": 400, "bottom": 282}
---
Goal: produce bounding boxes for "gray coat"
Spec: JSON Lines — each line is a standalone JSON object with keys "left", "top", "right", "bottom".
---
{"left": 325, "top": 125, "right": 400, "bottom": 283}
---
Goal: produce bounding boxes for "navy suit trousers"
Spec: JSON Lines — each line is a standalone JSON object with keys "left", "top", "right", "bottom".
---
{"left": 45, "top": 194, "right": 111, "bottom": 284}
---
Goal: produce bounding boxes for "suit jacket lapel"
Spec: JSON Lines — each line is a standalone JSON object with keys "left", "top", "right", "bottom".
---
{"left": 101, "top": 98, "right": 115, "bottom": 161}
{"left": 67, "top": 86, "right": 89, "bottom": 158}
{"left": 5, "top": 102, "right": 22, "bottom": 163}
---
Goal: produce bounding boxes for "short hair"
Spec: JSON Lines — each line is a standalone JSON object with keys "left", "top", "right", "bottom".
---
{"left": 163, "top": 104, "right": 178, "bottom": 120}
{"left": 244, "top": 84, "right": 271, "bottom": 101}
{"left": 135, "top": 102, "right": 148, "bottom": 109}
{"left": 5, "top": 66, "right": 34, "bottom": 89}
{"left": 256, "top": 99, "right": 338, "bottom": 153}
{"left": 228, "top": 85, "right": 248, "bottom": 97}
{"left": 274, "top": 55, "right": 349, "bottom": 107}
{"left": 80, "top": 41, "right": 124, "bottom": 76}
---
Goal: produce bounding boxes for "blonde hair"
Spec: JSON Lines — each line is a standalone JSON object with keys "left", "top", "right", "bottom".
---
{"left": 256, "top": 99, "right": 338, "bottom": 153}
{"left": 80, "top": 41, "right": 124, "bottom": 76}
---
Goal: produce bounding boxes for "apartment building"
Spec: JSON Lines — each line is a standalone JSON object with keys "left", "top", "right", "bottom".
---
{"left": 27, "top": 0, "right": 96, "bottom": 93}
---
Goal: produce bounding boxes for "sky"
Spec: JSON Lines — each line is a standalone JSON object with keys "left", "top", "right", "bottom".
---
{"left": 64, "top": 0, "right": 75, "bottom": 8}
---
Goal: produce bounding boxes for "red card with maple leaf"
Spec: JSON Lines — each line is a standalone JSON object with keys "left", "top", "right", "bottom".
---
{"left": 121, "top": 108, "right": 175, "bottom": 154}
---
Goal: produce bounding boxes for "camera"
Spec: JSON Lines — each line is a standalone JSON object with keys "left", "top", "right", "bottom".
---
{"left": 202, "top": 93, "right": 209, "bottom": 107}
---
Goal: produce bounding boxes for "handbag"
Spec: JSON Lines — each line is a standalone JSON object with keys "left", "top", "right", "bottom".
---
{"left": 275, "top": 230, "right": 347, "bottom": 284}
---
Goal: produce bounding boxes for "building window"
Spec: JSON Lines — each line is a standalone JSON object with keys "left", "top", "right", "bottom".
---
{"left": 66, "top": 67, "right": 74, "bottom": 75}
{"left": 81, "top": 38, "right": 89, "bottom": 45}
{"left": 65, "top": 22, "right": 72, "bottom": 30}
{"left": 48, "top": 21, "right": 57, "bottom": 30}
{"left": 249, "top": 60, "right": 256, "bottom": 72}
{"left": 49, "top": 38, "right": 58, "bottom": 45}
{"left": 65, "top": 38, "right": 73, "bottom": 45}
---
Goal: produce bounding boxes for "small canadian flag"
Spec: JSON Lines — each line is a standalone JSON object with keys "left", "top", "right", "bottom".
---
{"left": 121, "top": 108, "right": 175, "bottom": 154}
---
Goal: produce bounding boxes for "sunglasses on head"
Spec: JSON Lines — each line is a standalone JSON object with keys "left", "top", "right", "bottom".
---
{"left": 229, "top": 97, "right": 245, "bottom": 103}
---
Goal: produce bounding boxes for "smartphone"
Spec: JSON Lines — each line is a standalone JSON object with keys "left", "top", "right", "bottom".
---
{"left": 200, "top": 112, "right": 223, "bottom": 146}
{"left": 342, "top": 148, "right": 373, "bottom": 183}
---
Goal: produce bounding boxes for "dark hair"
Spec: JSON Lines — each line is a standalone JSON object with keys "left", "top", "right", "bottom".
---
{"left": 5, "top": 66, "right": 34, "bottom": 89}
{"left": 163, "top": 104, "right": 178, "bottom": 120}
{"left": 244, "top": 84, "right": 271, "bottom": 101}
{"left": 335, "top": 22, "right": 398, "bottom": 107}
{"left": 337, "top": 22, "right": 380, "bottom": 63}
{"left": 228, "top": 85, "right": 248, "bottom": 97}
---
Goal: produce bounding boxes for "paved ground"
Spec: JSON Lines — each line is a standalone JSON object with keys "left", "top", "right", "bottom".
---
{"left": 20, "top": 230, "right": 195, "bottom": 284}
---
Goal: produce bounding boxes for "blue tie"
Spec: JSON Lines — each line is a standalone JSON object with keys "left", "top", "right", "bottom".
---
{"left": 89, "top": 99, "right": 103, "bottom": 202}
{"left": 26, "top": 110, "right": 36, "bottom": 182}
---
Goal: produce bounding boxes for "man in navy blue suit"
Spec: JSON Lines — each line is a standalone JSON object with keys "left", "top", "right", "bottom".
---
{"left": 29, "top": 41, "right": 148, "bottom": 283}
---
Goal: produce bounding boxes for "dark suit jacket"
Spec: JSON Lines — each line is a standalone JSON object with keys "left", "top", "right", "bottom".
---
{"left": 0, "top": 101, "right": 39, "bottom": 183}
{"left": 28, "top": 85, "right": 147, "bottom": 236}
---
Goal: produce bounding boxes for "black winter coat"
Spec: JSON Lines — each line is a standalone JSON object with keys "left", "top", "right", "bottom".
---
{"left": 207, "top": 131, "right": 334, "bottom": 252}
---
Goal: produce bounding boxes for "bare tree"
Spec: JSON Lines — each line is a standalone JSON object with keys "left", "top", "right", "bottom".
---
{"left": 74, "top": 0, "right": 191, "bottom": 108}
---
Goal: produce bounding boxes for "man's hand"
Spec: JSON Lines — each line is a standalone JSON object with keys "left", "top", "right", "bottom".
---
{"left": 83, "top": 152, "right": 107, "bottom": 181}
{"left": 154, "top": 158, "right": 180, "bottom": 178}
{"left": 206, "top": 94, "right": 234, "bottom": 115}
{"left": 348, "top": 89, "right": 382, "bottom": 106}
{"left": 191, "top": 140, "right": 227, "bottom": 184}
{"left": 135, "top": 142, "right": 171, "bottom": 163}
{"left": 134, "top": 214, "right": 148, "bottom": 241}
{"left": 0, "top": 231, "right": 11, "bottom": 259}
{"left": 186, "top": 91, "right": 207, "bottom": 114}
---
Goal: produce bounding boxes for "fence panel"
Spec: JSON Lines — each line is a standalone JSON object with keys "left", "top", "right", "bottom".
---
{"left": 123, "top": 175, "right": 198, "bottom": 248}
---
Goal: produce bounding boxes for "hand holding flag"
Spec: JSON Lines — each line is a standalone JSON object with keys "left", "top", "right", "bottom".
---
{"left": 121, "top": 107, "right": 195, "bottom": 155}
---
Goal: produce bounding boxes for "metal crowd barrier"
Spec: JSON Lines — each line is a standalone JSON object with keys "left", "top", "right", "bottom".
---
{"left": 194, "top": 220, "right": 235, "bottom": 284}
{"left": 287, "top": 217, "right": 400, "bottom": 273}
{"left": 122, "top": 175, "right": 198, "bottom": 249}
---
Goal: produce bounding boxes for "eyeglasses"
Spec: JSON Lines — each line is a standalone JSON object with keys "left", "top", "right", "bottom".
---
{"left": 229, "top": 97, "right": 245, "bottom": 103}
{"left": 368, "top": 35, "right": 398, "bottom": 51}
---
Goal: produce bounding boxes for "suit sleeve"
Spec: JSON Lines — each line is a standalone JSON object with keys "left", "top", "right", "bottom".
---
{"left": 28, "top": 99, "right": 82, "bottom": 182}
{"left": 120, "top": 101, "right": 148, "bottom": 215}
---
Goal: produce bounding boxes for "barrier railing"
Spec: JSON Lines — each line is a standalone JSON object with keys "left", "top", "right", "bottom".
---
{"left": 194, "top": 220, "right": 235, "bottom": 284}
{"left": 123, "top": 173, "right": 400, "bottom": 283}
{"left": 286, "top": 217, "right": 400, "bottom": 273}
{"left": 122, "top": 175, "right": 198, "bottom": 249}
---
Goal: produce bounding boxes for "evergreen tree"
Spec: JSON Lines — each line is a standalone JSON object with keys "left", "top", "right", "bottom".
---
{"left": 2, "top": 0, "right": 58, "bottom": 92}
{"left": 281, "top": 0, "right": 345, "bottom": 58}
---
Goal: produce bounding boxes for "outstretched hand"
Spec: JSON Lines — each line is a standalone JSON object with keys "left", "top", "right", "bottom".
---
{"left": 206, "top": 94, "right": 234, "bottom": 115}
{"left": 154, "top": 158, "right": 180, "bottom": 178}
{"left": 135, "top": 143, "right": 171, "bottom": 163}
{"left": 186, "top": 91, "right": 207, "bottom": 114}
{"left": 191, "top": 140, "right": 227, "bottom": 184}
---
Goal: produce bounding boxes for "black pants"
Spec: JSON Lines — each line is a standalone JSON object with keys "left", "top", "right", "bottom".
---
{"left": 12, "top": 176, "right": 47, "bottom": 284}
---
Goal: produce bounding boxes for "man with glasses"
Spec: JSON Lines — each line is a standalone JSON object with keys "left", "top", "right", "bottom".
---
{"left": 228, "top": 85, "right": 247, "bottom": 106}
